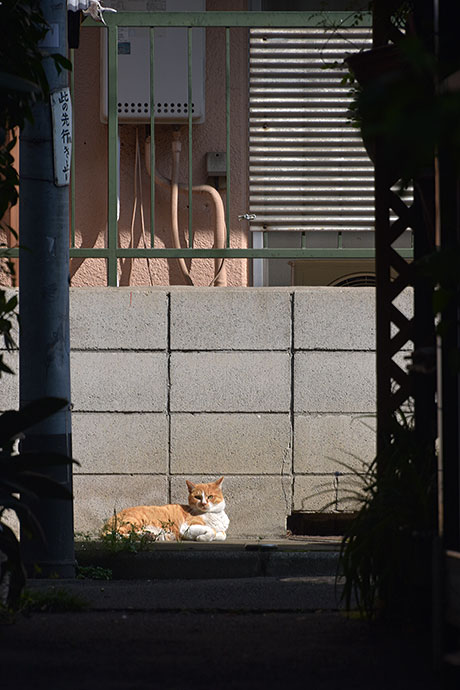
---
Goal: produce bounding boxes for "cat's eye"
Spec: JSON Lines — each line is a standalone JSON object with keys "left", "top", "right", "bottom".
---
{"left": 208, "top": 495, "right": 214, "bottom": 500}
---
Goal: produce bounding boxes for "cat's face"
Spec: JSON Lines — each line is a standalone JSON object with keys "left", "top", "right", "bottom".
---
{"left": 186, "top": 477, "right": 225, "bottom": 513}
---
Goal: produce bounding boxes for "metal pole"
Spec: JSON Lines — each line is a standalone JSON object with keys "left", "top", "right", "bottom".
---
{"left": 438, "top": 0, "right": 460, "bottom": 551}
{"left": 372, "top": 0, "right": 393, "bottom": 457}
{"left": 19, "top": 0, "right": 74, "bottom": 577}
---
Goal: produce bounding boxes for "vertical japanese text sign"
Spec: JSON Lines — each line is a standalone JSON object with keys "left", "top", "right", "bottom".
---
{"left": 50, "top": 87, "right": 72, "bottom": 187}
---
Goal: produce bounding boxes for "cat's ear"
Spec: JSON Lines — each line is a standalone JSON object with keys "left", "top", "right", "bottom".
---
{"left": 214, "top": 476, "right": 224, "bottom": 487}
{"left": 186, "top": 479, "right": 196, "bottom": 492}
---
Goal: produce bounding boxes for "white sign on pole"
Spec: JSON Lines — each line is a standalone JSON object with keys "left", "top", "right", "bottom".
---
{"left": 50, "top": 88, "right": 72, "bottom": 187}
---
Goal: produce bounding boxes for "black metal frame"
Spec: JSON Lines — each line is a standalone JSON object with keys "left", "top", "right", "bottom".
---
{"left": 373, "top": 1, "right": 437, "bottom": 460}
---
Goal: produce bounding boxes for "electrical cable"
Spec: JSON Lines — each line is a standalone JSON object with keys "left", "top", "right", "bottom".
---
{"left": 126, "top": 127, "right": 154, "bottom": 286}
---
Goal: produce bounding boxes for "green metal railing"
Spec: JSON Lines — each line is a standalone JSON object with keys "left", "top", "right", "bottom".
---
{"left": 67, "top": 11, "right": 411, "bottom": 285}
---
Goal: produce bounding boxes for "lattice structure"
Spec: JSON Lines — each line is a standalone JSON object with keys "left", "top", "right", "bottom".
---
{"left": 373, "top": 1, "right": 436, "bottom": 453}
{"left": 378, "top": 185, "right": 415, "bottom": 413}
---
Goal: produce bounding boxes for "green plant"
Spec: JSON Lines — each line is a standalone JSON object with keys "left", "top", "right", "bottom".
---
{"left": 338, "top": 409, "right": 437, "bottom": 622}
{"left": 0, "top": 397, "right": 77, "bottom": 610}
{"left": 316, "top": 3, "right": 460, "bottom": 188}
{"left": 346, "top": 33, "right": 460, "bottom": 186}
{"left": 0, "top": 1, "right": 71, "bottom": 353}
{"left": 417, "top": 247, "right": 460, "bottom": 368}
{"left": 76, "top": 564, "right": 112, "bottom": 580}
{"left": 100, "top": 512, "right": 178, "bottom": 553}
{"left": 74, "top": 530, "right": 94, "bottom": 543}
{"left": 19, "top": 586, "right": 88, "bottom": 613}
{"left": 0, "top": 0, "right": 71, "bottom": 227}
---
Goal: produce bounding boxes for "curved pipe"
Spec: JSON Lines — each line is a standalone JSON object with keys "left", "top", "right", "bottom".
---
{"left": 145, "top": 135, "right": 227, "bottom": 286}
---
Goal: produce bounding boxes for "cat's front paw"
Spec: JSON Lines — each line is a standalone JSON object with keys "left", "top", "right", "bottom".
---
{"left": 180, "top": 523, "right": 208, "bottom": 540}
{"left": 196, "top": 530, "right": 215, "bottom": 542}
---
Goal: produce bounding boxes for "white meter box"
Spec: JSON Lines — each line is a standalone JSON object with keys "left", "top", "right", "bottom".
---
{"left": 100, "top": 0, "right": 206, "bottom": 124}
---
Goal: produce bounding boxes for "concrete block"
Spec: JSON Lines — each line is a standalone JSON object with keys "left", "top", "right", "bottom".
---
{"left": 71, "top": 351, "right": 167, "bottom": 411}
{"left": 294, "top": 414, "right": 376, "bottom": 473}
{"left": 0, "top": 352, "right": 18, "bottom": 409}
{"left": 294, "top": 287, "right": 414, "bottom": 351}
{"left": 170, "top": 352, "right": 291, "bottom": 412}
{"left": 170, "top": 475, "right": 292, "bottom": 538}
{"left": 293, "top": 474, "right": 366, "bottom": 513}
{"left": 170, "top": 287, "right": 291, "bottom": 350}
{"left": 294, "top": 287, "right": 376, "bottom": 351}
{"left": 393, "top": 288, "right": 414, "bottom": 350}
{"left": 73, "top": 474, "right": 168, "bottom": 536}
{"left": 294, "top": 351, "right": 376, "bottom": 413}
{"left": 2, "top": 510, "right": 19, "bottom": 537}
{"left": 394, "top": 287, "right": 414, "bottom": 319}
{"left": 72, "top": 412, "right": 168, "bottom": 473}
{"left": 170, "top": 413, "right": 292, "bottom": 474}
{"left": 70, "top": 287, "right": 167, "bottom": 350}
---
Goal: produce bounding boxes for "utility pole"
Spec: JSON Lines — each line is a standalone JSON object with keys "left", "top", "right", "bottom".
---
{"left": 19, "top": 0, "right": 74, "bottom": 577}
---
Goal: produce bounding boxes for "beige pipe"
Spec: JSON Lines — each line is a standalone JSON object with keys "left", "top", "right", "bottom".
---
{"left": 145, "top": 135, "right": 227, "bottom": 287}
{"left": 171, "top": 137, "right": 193, "bottom": 285}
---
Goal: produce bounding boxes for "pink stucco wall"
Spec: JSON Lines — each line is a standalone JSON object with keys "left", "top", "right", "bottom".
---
{"left": 71, "top": 1, "right": 249, "bottom": 287}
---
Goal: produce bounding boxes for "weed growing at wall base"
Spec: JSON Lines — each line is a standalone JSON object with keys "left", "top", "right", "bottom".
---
{"left": 301, "top": 407, "right": 437, "bottom": 623}
{"left": 338, "top": 410, "right": 437, "bottom": 623}
{"left": 19, "top": 587, "right": 88, "bottom": 613}
{"left": 100, "top": 511, "right": 178, "bottom": 553}
{"left": 76, "top": 564, "right": 112, "bottom": 580}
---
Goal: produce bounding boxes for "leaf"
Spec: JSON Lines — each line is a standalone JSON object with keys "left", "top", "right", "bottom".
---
{"left": 4, "top": 295, "right": 18, "bottom": 312}
{"left": 2, "top": 471, "right": 74, "bottom": 500}
{"left": 0, "top": 496, "right": 43, "bottom": 537}
{"left": 432, "top": 287, "right": 452, "bottom": 315}
{"left": 0, "top": 398, "right": 68, "bottom": 445}
{"left": 2, "top": 330, "right": 17, "bottom": 352}
{"left": 0, "top": 475, "right": 39, "bottom": 500}
{"left": 50, "top": 53, "right": 73, "bottom": 74}
{"left": 0, "top": 71, "right": 41, "bottom": 93}
{"left": 5, "top": 136, "right": 18, "bottom": 153}
{"left": 0, "top": 451, "right": 78, "bottom": 473}
{"left": 0, "top": 356, "right": 14, "bottom": 377}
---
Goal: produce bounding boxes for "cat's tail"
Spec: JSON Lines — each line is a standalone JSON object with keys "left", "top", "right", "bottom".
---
{"left": 101, "top": 511, "right": 179, "bottom": 542}
{"left": 101, "top": 510, "right": 136, "bottom": 538}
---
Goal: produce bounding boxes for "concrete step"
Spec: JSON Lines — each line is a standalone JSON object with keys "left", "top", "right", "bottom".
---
{"left": 75, "top": 538, "right": 342, "bottom": 580}
{"left": 27, "top": 575, "right": 343, "bottom": 612}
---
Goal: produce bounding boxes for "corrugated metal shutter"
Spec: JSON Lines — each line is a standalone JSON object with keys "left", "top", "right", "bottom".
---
{"left": 249, "top": 26, "right": 374, "bottom": 234}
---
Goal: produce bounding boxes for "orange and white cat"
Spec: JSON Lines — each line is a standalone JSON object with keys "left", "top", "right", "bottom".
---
{"left": 105, "top": 477, "right": 229, "bottom": 542}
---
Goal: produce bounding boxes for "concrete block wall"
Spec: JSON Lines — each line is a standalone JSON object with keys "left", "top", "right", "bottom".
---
{"left": 0, "top": 286, "right": 413, "bottom": 538}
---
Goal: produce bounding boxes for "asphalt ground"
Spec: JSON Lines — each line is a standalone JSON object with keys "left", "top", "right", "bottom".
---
{"left": 0, "top": 575, "right": 454, "bottom": 690}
